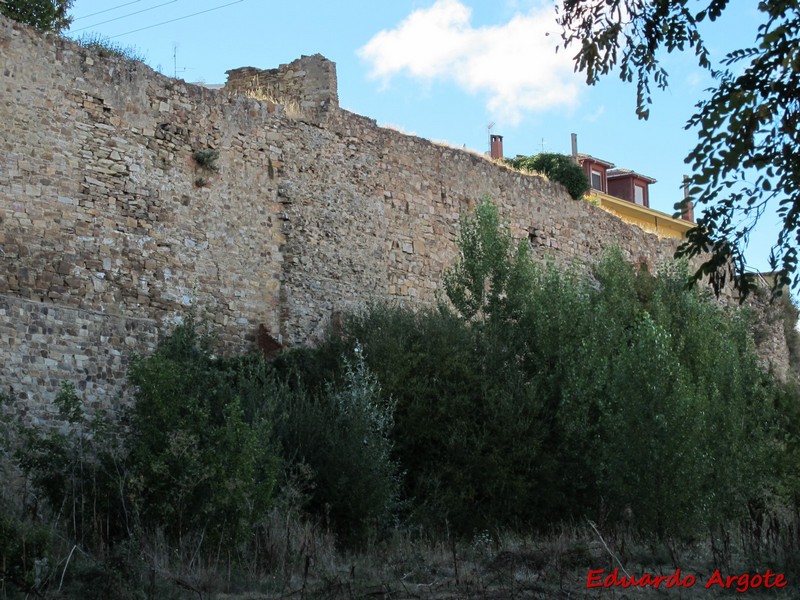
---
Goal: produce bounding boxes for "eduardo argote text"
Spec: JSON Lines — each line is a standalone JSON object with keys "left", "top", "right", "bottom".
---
{"left": 587, "top": 568, "right": 788, "bottom": 593}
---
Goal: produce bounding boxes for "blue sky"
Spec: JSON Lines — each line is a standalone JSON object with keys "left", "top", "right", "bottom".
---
{"left": 65, "top": 0, "right": 779, "bottom": 272}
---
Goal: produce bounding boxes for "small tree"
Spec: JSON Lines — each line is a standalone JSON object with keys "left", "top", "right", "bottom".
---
{"left": 443, "top": 196, "right": 536, "bottom": 321}
{"left": 506, "top": 153, "right": 590, "bottom": 200}
{"left": 271, "top": 352, "right": 399, "bottom": 544}
{"left": 0, "top": 0, "right": 73, "bottom": 32}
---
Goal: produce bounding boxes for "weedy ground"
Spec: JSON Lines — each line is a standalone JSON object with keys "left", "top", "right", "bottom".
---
{"left": 95, "top": 517, "right": 795, "bottom": 600}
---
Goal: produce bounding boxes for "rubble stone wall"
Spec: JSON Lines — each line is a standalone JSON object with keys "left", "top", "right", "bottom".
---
{"left": 0, "top": 15, "right": 785, "bottom": 417}
{"left": 224, "top": 54, "right": 338, "bottom": 124}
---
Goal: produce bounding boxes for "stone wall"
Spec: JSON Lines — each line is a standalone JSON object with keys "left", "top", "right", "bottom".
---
{"left": 0, "top": 294, "right": 159, "bottom": 425}
{"left": 1, "top": 17, "right": 291, "bottom": 413}
{"left": 277, "top": 108, "right": 682, "bottom": 342}
{"left": 0, "top": 15, "right": 787, "bottom": 417}
{"left": 224, "top": 54, "right": 338, "bottom": 124}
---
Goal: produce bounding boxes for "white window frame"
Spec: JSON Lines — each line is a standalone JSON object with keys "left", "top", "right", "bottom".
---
{"left": 591, "top": 169, "right": 603, "bottom": 191}
{"left": 634, "top": 184, "right": 645, "bottom": 205}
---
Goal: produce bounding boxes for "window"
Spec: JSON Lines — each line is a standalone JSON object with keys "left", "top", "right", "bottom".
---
{"left": 591, "top": 169, "right": 603, "bottom": 191}
{"left": 634, "top": 184, "right": 645, "bottom": 205}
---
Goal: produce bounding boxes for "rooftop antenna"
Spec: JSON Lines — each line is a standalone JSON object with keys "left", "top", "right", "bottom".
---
{"left": 487, "top": 122, "right": 495, "bottom": 154}
{"left": 172, "top": 43, "right": 188, "bottom": 79}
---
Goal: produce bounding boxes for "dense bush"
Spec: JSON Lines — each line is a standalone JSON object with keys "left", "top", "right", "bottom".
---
{"left": 125, "top": 319, "right": 279, "bottom": 549}
{"left": 332, "top": 200, "right": 791, "bottom": 539}
{"left": 564, "top": 256, "right": 779, "bottom": 538}
{"left": 0, "top": 326, "right": 285, "bottom": 595}
{"left": 127, "top": 320, "right": 398, "bottom": 545}
{"left": 0, "top": 511, "right": 52, "bottom": 596}
{"left": 271, "top": 352, "right": 399, "bottom": 544}
{"left": 1, "top": 384, "right": 128, "bottom": 595}
{"left": 0, "top": 316, "right": 399, "bottom": 598}
{"left": 506, "top": 152, "right": 590, "bottom": 199}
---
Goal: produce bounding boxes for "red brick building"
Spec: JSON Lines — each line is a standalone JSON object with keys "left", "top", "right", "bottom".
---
{"left": 607, "top": 169, "right": 657, "bottom": 208}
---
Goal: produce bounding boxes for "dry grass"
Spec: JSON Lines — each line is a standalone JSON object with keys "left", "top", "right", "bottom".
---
{"left": 4, "top": 500, "right": 798, "bottom": 599}
{"left": 145, "top": 516, "right": 799, "bottom": 599}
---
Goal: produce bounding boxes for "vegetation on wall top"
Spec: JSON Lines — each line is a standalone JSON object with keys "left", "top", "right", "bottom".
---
{"left": 75, "top": 33, "right": 147, "bottom": 63}
{"left": 506, "top": 152, "right": 590, "bottom": 200}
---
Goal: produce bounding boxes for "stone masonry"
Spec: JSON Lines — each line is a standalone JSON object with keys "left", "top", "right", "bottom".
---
{"left": 224, "top": 54, "right": 338, "bottom": 125}
{"left": 0, "top": 15, "right": 787, "bottom": 417}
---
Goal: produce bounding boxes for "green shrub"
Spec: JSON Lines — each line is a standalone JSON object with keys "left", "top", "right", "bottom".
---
{"left": 126, "top": 318, "right": 279, "bottom": 550}
{"left": 271, "top": 351, "right": 399, "bottom": 545}
{"left": 13, "top": 383, "right": 129, "bottom": 547}
{"left": 0, "top": 505, "right": 54, "bottom": 595}
{"left": 57, "top": 540, "right": 146, "bottom": 600}
{"left": 539, "top": 251, "right": 780, "bottom": 538}
{"left": 192, "top": 148, "right": 219, "bottom": 172}
{"left": 506, "top": 152, "right": 589, "bottom": 199}
{"left": 340, "top": 305, "right": 494, "bottom": 531}
{"left": 1, "top": 384, "right": 127, "bottom": 596}
{"left": 331, "top": 200, "right": 790, "bottom": 541}
{"left": 443, "top": 196, "right": 536, "bottom": 321}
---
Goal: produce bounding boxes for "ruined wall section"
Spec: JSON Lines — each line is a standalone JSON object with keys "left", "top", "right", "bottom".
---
{"left": 224, "top": 54, "right": 338, "bottom": 124}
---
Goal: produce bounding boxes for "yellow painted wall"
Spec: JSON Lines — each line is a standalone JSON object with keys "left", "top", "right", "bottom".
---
{"left": 587, "top": 191, "right": 694, "bottom": 240}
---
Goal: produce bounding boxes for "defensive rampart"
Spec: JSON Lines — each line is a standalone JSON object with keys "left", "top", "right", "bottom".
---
{"left": 0, "top": 15, "right": 785, "bottom": 415}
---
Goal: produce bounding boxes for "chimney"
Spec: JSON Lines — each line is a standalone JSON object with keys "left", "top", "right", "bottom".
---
{"left": 571, "top": 133, "right": 578, "bottom": 162}
{"left": 681, "top": 175, "right": 695, "bottom": 222}
{"left": 490, "top": 134, "right": 503, "bottom": 160}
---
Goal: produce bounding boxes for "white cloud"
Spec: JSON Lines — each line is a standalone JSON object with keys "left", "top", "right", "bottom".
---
{"left": 583, "top": 105, "right": 606, "bottom": 123}
{"left": 358, "top": 0, "right": 582, "bottom": 124}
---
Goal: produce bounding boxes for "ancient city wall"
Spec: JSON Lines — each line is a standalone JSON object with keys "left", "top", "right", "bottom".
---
{"left": 1, "top": 15, "right": 774, "bottom": 416}
{"left": 276, "top": 107, "right": 682, "bottom": 342}
{"left": 1, "top": 16, "right": 290, "bottom": 411}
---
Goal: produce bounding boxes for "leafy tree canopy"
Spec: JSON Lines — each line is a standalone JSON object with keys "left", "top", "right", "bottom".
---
{"left": 558, "top": 0, "right": 800, "bottom": 297}
{"left": 0, "top": 0, "right": 73, "bottom": 32}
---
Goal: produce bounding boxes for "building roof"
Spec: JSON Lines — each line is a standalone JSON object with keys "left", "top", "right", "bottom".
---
{"left": 607, "top": 168, "right": 657, "bottom": 184}
{"left": 576, "top": 153, "right": 615, "bottom": 169}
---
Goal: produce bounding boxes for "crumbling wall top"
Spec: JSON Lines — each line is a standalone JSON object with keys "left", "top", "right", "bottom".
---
{"left": 224, "top": 54, "right": 338, "bottom": 124}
